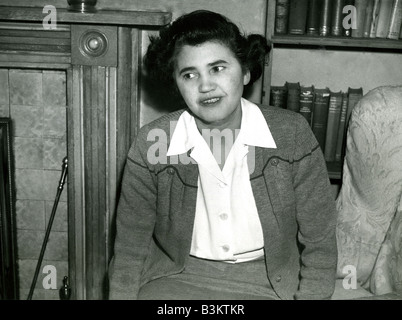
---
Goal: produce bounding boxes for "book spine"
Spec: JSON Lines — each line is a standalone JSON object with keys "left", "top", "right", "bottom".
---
{"left": 275, "top": 0, "right": 290, "bottom": 34}
{"left": 387, "top": 0, "right": 402, "bottom": 39}
{"left": 312, "top": 89, "right": 330, "bottom": 153}
{"left": 299, "top": 86, "right": 314, "bottom": 126}
{"left": 319, "top": 0, "right": 332, "bottom": 36}
{"left": 363, "top": 0, "right": 375, "bottom": 37}
{"left": 370, "top": 0, "right": 382, "bottom": 37}
{"left": 286, "top": 82, "right": 301, "bottom": 113}
{"left": 324, "top": 92, "right": 343, "bottom": 162}
{"left": 400, "top": 21, "right": 402, "bottom": 38}
{"left": 270, "top": 86, "right": 288, "bottom": 109}
{"left": 331, "top": 0, "right": 345, "bottom": 36}
{"left": 346, "top": 87, "right": 363, "bottom": 128}
{"left": 352, "top": 0, "right": 367, "bottom": 37}
{"left": 307, "top": 0, "right": 321, "bottom": 35}
{"left": 335, "top": 92, "right": 349, "bottom": 162}
{"left": 343, "top": 0, "right": 356, "bottom": 36}
{"left": 376, "top": 0, "right": 394, "bottom": 38}
{"left": 288, "top": 0, "right": 309, "bottom": 35}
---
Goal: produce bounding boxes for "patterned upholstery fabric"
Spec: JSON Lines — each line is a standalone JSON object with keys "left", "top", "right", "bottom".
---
{"left": 370, "top": 202, "right": 402, "bottom": 294}
{"left": 335, "top": 86, "right": 402, "bottom": 296}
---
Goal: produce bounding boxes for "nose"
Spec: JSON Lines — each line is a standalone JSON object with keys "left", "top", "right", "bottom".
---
{"left": 198, "top": 74, "right": 216, "bottom": 93}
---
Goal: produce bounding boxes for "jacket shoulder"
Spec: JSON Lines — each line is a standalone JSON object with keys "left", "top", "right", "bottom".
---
{"left": 257, "top": 103, "right": 306, "bottom": 126}
{"left": 256, "top": 104, "right": 317, "bottom": 156}
{"left": 141, "top": 109, "right": 186, "bottom": 132}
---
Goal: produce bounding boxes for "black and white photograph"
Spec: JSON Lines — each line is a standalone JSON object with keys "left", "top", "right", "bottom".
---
{"left": 0, "top": 0, "right": 401, "bottom": 314}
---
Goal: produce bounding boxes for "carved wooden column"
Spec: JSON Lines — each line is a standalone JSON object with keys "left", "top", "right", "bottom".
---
{"left": 0, "top": 6, "right": 171, "bottom": 300}
{"left": 68, "top": 24, "right": 141, "bottom": 300}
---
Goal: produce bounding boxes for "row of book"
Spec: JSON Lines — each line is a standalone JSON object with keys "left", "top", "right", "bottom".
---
{"left": 270, "top": 83, "right": 363, "bottom": 162}
{"left": 275, "top": 0, "right": 402, "bottom": 40}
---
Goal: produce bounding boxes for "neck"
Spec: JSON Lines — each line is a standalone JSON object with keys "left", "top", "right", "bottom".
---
{"left": 194, "top": 104, "right": 242, "bottom": 170}
{"left": 194, "top": 104, "right": 242, "bottom": 133}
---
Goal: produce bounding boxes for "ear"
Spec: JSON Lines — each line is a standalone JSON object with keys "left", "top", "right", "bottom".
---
{"left": 243, "top": 69, "right": 251, "bottom": 86}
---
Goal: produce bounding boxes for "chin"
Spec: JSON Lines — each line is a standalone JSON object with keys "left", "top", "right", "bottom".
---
{"left": 199, "top": 113, "right": 227, "bottom": 125}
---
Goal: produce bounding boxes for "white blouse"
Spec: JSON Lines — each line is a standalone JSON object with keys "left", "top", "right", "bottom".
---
{"left": 167, "top": 98, "right": 277, "bottom": 263}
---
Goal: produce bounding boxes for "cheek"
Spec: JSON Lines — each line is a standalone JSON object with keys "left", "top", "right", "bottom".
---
{"left": 176, "top": 82, "right": 196, "bottom": 103}
{"left": 228, "top": 74, "right": 246, "bottom": 93}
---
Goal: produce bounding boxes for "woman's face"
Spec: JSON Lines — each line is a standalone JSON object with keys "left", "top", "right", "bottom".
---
{"left": 173, "top": 41, "right": 250, "bottom": 130}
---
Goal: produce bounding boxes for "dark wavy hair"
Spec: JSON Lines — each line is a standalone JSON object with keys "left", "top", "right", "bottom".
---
{"left": 144, "top": 10, "right": 271, "bottom": 93}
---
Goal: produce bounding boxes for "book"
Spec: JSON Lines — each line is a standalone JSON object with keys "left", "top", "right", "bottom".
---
{"left": 343, "top": 0, "right": 356, "bottom": 37}
{"left": 299, "top": 85, "right": 314, "bottom": 126}
{"left": 275, "top": 0, "right": 290, "bottom": 34}
{"left": 319, "top": 0, "right": 332, "bottom": 36}
{"left": 286, "top": 82, "right": 301, "bottom": 113}
{"left": 324, "top": 91, "right": 343, "bottom": 162}
{"left": 363, "top": 0, "right": 375, "bottom": 37}
{"left": 307, "top": 0, "right": 322, "bottom": 35}
{"left": 312, "top": 88, "right": 330, "bottom": 153}
{"left": 387, "top": 0, "right": 402, "bottom": 39}
{"left": 352, "top": 0, "right": 367, "bottom": 37}
{"left": 331, "top": 0, "right": 345, "bottom": 36}
{"left": 270, "top": 85, "right": 287, "bottom": 109}
{"left": 400, "top": 21, "right": 402, "bottom": 38}
{"left": 370, "top": 0, "right": 382, "bottom": 37}
{"left": 376, "top": 0, "right": 394, "bottom": 38}
{"left": 335, "top": 92, "right": 349, "bottom": 162}
{"left": 345, "top": 87, "right": 363, "bottom": 129}
{"left": 288, "top": 0, "right": 309, "bottom": 35}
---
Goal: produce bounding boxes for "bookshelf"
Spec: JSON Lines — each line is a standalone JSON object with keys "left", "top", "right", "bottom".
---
{"left": 326, "top": 161, "right": 342, "bottom": 180}
{"left": 272, "top": 34, "right": 402, "bottom": 50}
{"left": 263, "top": 0, "right": 402, "bottom": 181}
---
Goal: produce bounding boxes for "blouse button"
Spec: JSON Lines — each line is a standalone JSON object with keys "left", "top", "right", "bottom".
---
{"left": 219, "top": 213, "right": 228, "bottom": 221}
{"left": 275, "top": 275, "right": 282, "bottom": 282}
{"left": 222, "top": 245, "right": 230, "bottom": 252}
{"left": 271, "top": 158, "right": 279, "bottom": 166}
{"left": 167, "top": 167, "right": 175, "bottom": 175}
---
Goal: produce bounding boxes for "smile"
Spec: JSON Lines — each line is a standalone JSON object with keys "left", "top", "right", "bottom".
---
{"left": 201, "top": 97, "right": 221, "bottom": 105}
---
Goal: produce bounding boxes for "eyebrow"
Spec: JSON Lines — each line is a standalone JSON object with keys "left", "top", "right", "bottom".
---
{"left": 178, "top": 59, "right": 229, "bottom": 75}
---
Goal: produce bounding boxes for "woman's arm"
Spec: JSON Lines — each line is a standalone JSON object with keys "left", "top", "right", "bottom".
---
{"left": 108, "top": 129, "right": 157, "bottom": 300}
{"left": 292, "top": 115, "right": 338, "bottom": 300}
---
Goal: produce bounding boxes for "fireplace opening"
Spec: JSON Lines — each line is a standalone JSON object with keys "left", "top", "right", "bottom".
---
{"left": 0, "top": 118, "right": 19, "bottom": 300}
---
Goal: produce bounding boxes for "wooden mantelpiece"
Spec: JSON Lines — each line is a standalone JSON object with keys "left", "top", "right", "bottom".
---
{"left": 0, "top": 6, "right": 171, "bottom": 27}
{"left": 0, "top": 6, "right": 171, "bottom": 300}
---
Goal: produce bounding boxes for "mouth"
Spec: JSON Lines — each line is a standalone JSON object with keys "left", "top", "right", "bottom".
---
{"left": 200, "top": 97, "right": 222, "bottom": 106}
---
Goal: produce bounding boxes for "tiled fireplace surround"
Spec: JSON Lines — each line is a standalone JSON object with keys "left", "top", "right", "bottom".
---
{"left": 0, "top": 6, "right": 171, "bottom": 299}
{"left": 0, "top": 69, "right": 68, "bottom": 300}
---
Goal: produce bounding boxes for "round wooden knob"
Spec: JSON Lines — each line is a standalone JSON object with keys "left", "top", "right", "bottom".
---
{"left": 79, "top": 30, "right": 108, "bottom": 57}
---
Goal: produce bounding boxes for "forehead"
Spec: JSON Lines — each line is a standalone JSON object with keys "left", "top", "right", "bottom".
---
{"left": 174, "top": 41, "right": 239, "bottom": 68}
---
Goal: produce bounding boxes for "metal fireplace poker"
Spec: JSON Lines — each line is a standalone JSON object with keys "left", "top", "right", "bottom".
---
{"left": 27, "top": 157, "right": 69, "bottom": 300}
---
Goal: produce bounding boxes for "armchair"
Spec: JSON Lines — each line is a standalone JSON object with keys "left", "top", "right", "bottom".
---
{"left": 331, "top": 85, "right": 402, "bottom": 300}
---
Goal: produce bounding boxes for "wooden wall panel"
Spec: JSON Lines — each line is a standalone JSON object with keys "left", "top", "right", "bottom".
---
{"left": 0, "top": 5, "right": 170, "bottom": 300}
{"left": 66, "top": 25, "right": 142, "bottom": 300}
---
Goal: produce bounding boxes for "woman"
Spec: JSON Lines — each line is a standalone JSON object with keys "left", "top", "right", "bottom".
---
{"left": 108, "top": 10, "right": 337, "bottom": 300}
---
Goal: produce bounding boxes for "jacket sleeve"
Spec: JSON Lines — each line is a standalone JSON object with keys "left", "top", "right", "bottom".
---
{"left": 291, "top": 115, "right": 338, "bottom": 300}
{"left": 108, "top": 128, "right": 157, "bottom": 300}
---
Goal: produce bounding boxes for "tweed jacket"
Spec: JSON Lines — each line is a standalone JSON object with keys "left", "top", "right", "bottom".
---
{"left": 108, "top": 104, "right": 338, "bottom": 300}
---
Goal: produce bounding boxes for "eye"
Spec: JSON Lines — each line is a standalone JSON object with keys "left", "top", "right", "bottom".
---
{"left": 182, "top": 72, "right": 197, "bottom": 80}
{"left": 211, "top": 66, "right": 225, "bottom": 73}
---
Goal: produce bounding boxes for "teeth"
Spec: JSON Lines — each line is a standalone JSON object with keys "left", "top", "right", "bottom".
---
{"left": 203, "top": 98, "right": 220, "bottom": 104}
